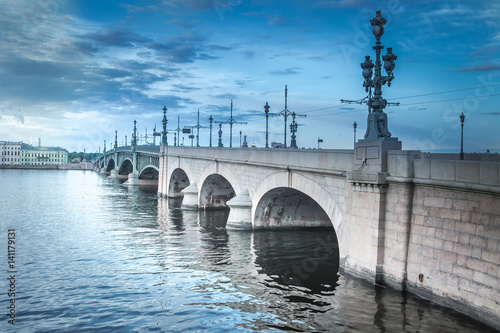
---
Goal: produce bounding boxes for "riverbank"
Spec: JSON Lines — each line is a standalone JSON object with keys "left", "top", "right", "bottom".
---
{"left": 0, "top": 163, "right": 94, "bottom": 170}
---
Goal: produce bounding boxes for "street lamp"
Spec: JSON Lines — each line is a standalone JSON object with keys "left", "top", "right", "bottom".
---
{"left": 218, "top": 123, "right": 223, "bottom": 147}
{"left": 353, "top": 121, "right": 357, "bottom": 146}
{"left": 209, "top": 115, "right": 213, "bottom": 147}
{"left": 460, "top": 112, "right": 465, "bottom": 160}
{"left": 132, "top": 120, "right": 137, "bottom": 147}
{"left": 264, "top": 102, "right": 270, "bottom": 148}
{"left": 290, "top": 112, "right": 298, "bottom": 148}
{"left": 360, "top": 10, "right": 398, "bottom": 141}
{"left": 161, "top": 106, "right": 167, "bottom": 145}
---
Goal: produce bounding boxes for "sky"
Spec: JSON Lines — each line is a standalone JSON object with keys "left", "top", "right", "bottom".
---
{"left": 1, "top": 0, "right": 499, "bottom": 153}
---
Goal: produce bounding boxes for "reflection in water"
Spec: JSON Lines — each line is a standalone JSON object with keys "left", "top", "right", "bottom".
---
{"left": 2, "top": 170, "right": 497, "bottom": 332}
{"left": 253, "top": 230, "right": 340, "bottom": 293}
{"left": 198, "top": 209, "right": 230, "bottom": 229}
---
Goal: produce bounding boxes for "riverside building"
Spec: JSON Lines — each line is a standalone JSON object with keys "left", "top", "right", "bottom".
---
{"left": 20, "top": 143, "right": 68, "bottom": 166}
{"left": 0, "top": 141, "right": 23, "bottom": 165}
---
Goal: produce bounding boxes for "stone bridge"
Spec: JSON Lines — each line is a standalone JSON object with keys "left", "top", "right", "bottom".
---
{"left": 97, "top": 145, "right": 160, "bottom": 184}
{"left": 97, "top": 141, "right": 500, "bottom": 329}
{"left": 155, "top": 142, "right": 500, "bottom": 329}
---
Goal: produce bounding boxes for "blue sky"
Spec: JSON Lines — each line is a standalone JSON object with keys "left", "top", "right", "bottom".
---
{"left": 1, "top": 0, "right": 499, "bottom": 153}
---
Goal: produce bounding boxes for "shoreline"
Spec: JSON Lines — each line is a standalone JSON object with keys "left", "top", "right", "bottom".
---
{"left": 0, "top": 164, "right": 94, "bottom": 170}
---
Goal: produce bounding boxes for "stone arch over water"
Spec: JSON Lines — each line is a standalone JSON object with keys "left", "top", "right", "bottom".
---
{"left": 252, "top": 172, "right": 343, "bottom": 232}
{"left": 119, "top": 158, "right": 133, "bottom": 175}
{"left": 199, "top": 174, "right": 236, "bottom": 209}
{"left": 197, "top": 162, "right": 239, "bottom": 209}
{"left": 168, "top": 168, "right": 190, "bottom": 197}
{"left": 139, "top": 165, "right": 159, "bottom": 179}
{"left": 106, "top": 158, "right": 115, "bottom": 172}
{"left": 254, "top": 187, "right": 332, "bottom": 228}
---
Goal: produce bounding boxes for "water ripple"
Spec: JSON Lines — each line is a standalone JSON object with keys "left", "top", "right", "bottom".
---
{"left": 0, "top": 170, "right": 497, "bottom": 332}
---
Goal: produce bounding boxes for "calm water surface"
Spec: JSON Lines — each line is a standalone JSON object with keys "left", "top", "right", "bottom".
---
{"left": 0, "top": 170, "right": 497, "bottom": 332}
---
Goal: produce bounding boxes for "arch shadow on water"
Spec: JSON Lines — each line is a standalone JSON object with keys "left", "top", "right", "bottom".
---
{"left": 198, "top": 209, "right": 230, "bottom": 230}
{"left": 252, "top": 229, "right": 340, "bottom": 295}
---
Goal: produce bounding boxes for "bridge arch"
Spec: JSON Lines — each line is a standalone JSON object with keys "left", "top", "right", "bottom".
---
{"left": 119, "top": 158, "right": 133, "bottom": 175}
{"left": 106, "top": 158, "right": 115, "bottom": 172}
{"left": 168, "top": 168, "right": 190, "bottom": 197}
{"left": 139, "top": 165, "right": 159, "bottom": 179}
{"left": 252, "top": 171, "right": 343, "bottom": 232}
{"left": 197, "top": 162, "right": 238, "bottom": 209}
{"left": 199, "top": 174, "right": 235, "bottom": 209}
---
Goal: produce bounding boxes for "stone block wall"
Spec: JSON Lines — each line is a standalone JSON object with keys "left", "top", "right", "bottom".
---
{"left": 381, "top": 182, "right": 413, "bottom": 289}
{"left": 405, "top": 185, "right": 500, "bottom": 329}
{"left": 342, "top": 183, "right": 385, "bottom": 281}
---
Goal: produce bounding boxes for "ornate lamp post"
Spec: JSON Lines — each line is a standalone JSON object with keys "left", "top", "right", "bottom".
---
{"left": 217, "top": 123, "right": 223, "bottom": 147}
{"left": 359, "top": 10, "right": 398, "bottom": 141}
{"left": 264, "top": 102, "right": 270, "bottom": 148}
{"left": 161, "top": 106, "right": 168, "bottom": 145}
{"left": 290, "top": 112, "right": 298, "bottom": 148}
{"left": 132, "top": 121, "right": 137, "bottom": 147}
{"left": 460, "top": 112, "right": 465, "bottom": 160}
{"left": 209, "top": 115, "right": 213, "bottom": 147}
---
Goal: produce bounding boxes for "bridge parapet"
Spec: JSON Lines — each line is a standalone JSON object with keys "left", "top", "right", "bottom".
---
{"left": 386, "top": 150, "right": 500, "bottom": 191}
{"left": 165, "top": 146, "right": 353, "bottom": 173}
{"left": 136, "top": 145, "right": 160, "bottom": 153}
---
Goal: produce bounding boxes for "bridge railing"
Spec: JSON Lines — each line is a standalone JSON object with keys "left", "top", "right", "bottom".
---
{"left": 102, "top": 145, "right": 161, "bottom": 155}
{"left": 136, "top": 145, "right": 160, "bottom": 153}
{"left": 165, "top": 146, "right": 353, "bottom": 173}
{"left": 387, "top": 150, "right": 500, "bottom": 191}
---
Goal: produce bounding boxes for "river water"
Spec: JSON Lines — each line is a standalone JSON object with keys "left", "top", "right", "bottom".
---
{"left": 0, "top": 170, "right": 497, "bottom": 332}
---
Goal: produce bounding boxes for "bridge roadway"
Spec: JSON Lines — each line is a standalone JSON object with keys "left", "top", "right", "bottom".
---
{"left": 98, "top": 143, "right": 500, "bottom": 330}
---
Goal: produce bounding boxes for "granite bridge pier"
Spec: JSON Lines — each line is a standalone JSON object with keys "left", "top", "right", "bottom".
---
{"left": 97, "top": 139, "right": 500, "bottom": 330}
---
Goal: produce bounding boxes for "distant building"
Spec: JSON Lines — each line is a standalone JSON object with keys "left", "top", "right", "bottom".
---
{"left": 21, "top": 144, "right": 68, "bottom": 165}
{"left": 0, "top": 141, "right": 23, "bottom": 165}
{"left": 271, "top": 142, "right": 284, "bottom": 148}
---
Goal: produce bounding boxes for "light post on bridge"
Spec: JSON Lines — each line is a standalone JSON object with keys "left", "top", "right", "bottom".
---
{"left": 209, "top": 115, "right": 213, "bottom": 147}
{"left": 342, "top": 11, "right": 399, "bottom": 142}
{"left": 110, "top": 131, "right": 119, "bottom": 178}
{"left": 218, "top": 123, "right": 223, "bottom": 147}
{"left": 353, "top": 121, "right": 357, "bottom": 146}
{"left": 161, "top": 106, "right": 168, "bottom": 146}
{"left": 132, "top": 120, "right": 137, "bottom": 148}
{"left": 460, "top": 112, "right": 465, "bottom": 160}
{"left": 361, "top": 11, "right": 397, "bottom": 140}
{"left": 264, "top": 102, "right": 270, "bottom": 148}
{"left": 218, "top": 100, "right": 246, "bottom": 148}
